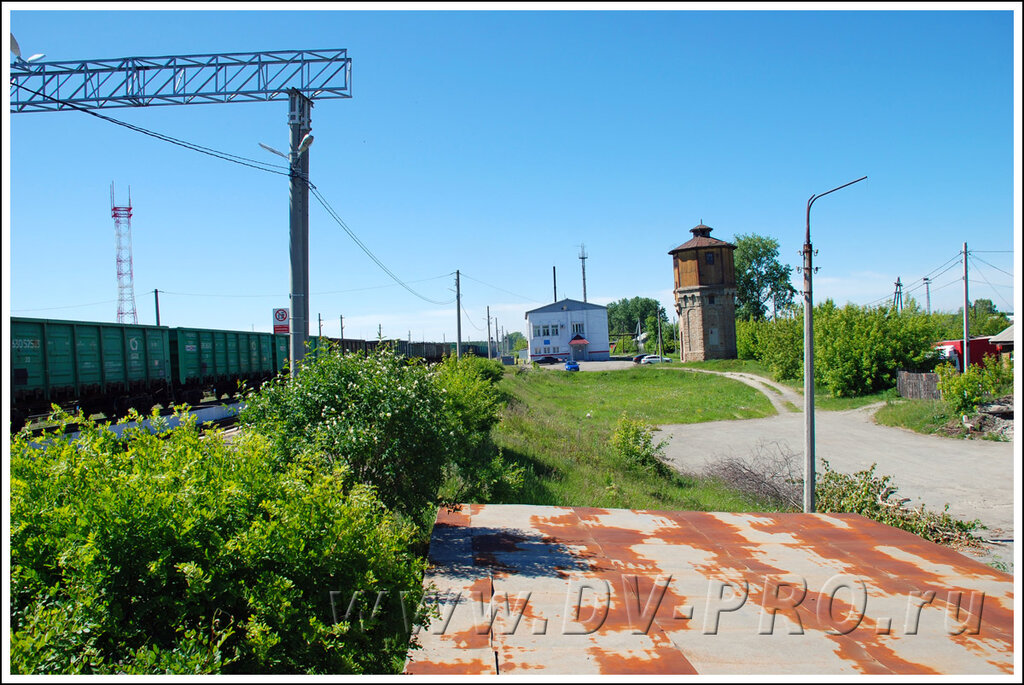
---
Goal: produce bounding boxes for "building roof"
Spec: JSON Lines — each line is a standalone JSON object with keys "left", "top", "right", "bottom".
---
{"left": 668, "top": 223, "right": 737, "bottom": 254}
{"left": 524, "top": 298, "right": 607, "bottom": 317}
{"left": 989, "top": 323, "right": 1014, "bottom": 345}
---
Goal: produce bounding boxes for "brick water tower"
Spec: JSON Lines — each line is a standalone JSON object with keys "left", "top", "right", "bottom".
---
{"left": 669, "top": 222, "right": 737, "bottom": 361}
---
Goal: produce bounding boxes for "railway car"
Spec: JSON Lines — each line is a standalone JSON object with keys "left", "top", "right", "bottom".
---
{"left": 10, "top": 316, "right": 173, "bottom": 430}
{"left": 168, "top": 327, "right": 289, "bottom": 405}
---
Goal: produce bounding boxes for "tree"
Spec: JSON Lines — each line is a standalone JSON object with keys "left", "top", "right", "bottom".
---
{"left": 505, "top": 330, "right": 527, "bottom": 352}
{"left": 734, "top": 233, "right": 797, "bottom": 321}
{"left": 607, "top": 297, "right": 664, "bottom": 336}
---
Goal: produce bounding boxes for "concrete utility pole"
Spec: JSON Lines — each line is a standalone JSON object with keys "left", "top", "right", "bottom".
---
{"left": 802, "top": 175, "right": 867, "bottom": 514}
{"left": 339, "top": 315, "right": 344, "bottom": 341}
{"left": 893, "top": 277, "right": 903, "bottom": 313}
{"left": 487, "top": 306, "right": 493, "bottom": 359}
{"left": 579, "top": 243, "right": 588, "bottom": 303}
{"left": 963, "top": 242, "right": 970, "bottom": 372}
{"left": 318, "top": 312, "right": 323, "bottom": 337}
{"left": 923, "top": 277, "right": 931, "bottom": 315}
{"left": 553, "top": 266, "right": 558, "bottom": 302}
{"left": 287, "top": 90, "right": 313, "bottom": 375}
{"left": 154, "top": 289, "right": 161, "bottom": 326}
{"left": 456, "top": 270, "right": 462, "bottom": 360}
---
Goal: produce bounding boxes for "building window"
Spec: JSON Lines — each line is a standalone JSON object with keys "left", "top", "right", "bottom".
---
{"left": 542, "top": 325, "right": 550, "bottom": 337}
{"left": 533, "top": 325, "right": 541, "bottom": 338}
{"left": 708, "top": 295, "right": 715, "bottom": 305}
{"left": 572, "top": 322, "right": 584, "bottom": 334}
{"left": 706, "top": 252, "right": 715, "bottom": 265}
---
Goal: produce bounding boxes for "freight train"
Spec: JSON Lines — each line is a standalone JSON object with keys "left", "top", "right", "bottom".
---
{"left": 9, "top": 317, "right": 459, "bottom": 431}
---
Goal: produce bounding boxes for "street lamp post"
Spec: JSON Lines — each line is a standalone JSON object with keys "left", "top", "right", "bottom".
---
{"left": 802, "top": 175, "right": 867, "bottom": 513}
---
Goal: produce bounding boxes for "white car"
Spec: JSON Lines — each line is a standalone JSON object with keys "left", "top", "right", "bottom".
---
{"left": 640, "top": 355, "right": 671, "bottom": 364}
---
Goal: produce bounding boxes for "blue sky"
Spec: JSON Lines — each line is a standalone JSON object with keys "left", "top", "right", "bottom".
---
{"left": 4, "top": 6, "right": 1020, "bottom": 342}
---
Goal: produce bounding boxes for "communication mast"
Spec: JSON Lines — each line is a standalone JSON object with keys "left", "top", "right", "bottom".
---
{"left": 112, "top": 183, "right": 138, "bottom": 324}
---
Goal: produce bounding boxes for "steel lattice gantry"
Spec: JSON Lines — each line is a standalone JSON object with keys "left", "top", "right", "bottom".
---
{"left": 9, "top": 49, "right": 351, "bottom": 112}
{"left": 10, "top": 48, "right": 352, "bottom": 376}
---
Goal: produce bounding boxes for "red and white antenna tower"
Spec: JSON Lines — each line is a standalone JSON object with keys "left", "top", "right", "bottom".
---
{"left": 111, "top": 183, "right": 138, "bottom": 324}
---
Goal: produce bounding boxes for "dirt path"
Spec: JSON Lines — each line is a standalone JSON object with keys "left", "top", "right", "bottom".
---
{"left": 657, "top": 368, "right": 1015, "bottom": 569}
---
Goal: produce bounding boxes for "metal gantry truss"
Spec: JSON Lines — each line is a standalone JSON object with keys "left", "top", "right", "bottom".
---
{"left": 10, "top": 48, "right": 352, "bottom": 112}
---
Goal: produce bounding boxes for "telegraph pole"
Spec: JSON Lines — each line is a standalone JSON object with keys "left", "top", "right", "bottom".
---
{"left": 487, "top": 306, "right": 493, "bottom": 359}
{"left": 154, "top": 289, "right": 161, "bottom": 326}
{"left": 963, "top": 242, "right": 970, "bottom": 371}
{"left": 923, "top": 277, "right": 931, "bottom": 315}
{"left": 456, "top": 270, "right": 462, "bottom": 360}
{"left": 553, "top": 266, "right": 557, "bottom": 302}
{"left": 893, "top": 277, "right": 903, "bottom": 313}
{"left": 339, "top": 315, "right": 344, "bottom": 341}
{"left": 318, "top": 313, "right": 323, "bottom": 337}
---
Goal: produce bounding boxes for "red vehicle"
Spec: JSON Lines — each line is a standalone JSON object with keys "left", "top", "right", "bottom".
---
{"left": 932, "top": 336, "right": 1000, "bottom": 371}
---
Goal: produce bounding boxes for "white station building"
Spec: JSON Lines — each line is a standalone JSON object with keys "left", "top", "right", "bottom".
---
{"left": 524, "top": 299, "right": 611, "bottom": 362}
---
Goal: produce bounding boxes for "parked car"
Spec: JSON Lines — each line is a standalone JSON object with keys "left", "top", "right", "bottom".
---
{"left": 640, "top": 355, "right": 671, "bottom": 364}
{"left": 631, "top": 354, "right": 647, "bottom": 364}
{"left": 533, "top": 356, "right": 561, "bottom": 365}
{"left": 564, "top": 360, "right": 580, "bottom": 372}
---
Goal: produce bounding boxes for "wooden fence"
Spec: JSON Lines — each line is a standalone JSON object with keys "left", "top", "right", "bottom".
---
{"left": 897, "top": 370, "right": 941, "bottom": 400}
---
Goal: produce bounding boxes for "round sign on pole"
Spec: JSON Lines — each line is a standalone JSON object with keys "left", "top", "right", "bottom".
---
{"left": 273, "top": 308, "right": 290, "bottom": 334}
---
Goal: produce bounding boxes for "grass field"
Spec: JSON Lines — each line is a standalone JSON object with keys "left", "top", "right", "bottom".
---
{"left": 874, "top": 398, "right": 951, "bottom": 435}
{"left": 676, "top": 358, "right": 898, "bottom": 411}
{"left": 488, "top": 366, "right": 779, "bottom": 512}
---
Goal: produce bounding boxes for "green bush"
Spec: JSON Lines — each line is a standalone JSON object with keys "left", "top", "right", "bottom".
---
{"left": 610, "top": 414, "right": 670, "bottom": 476}
{"left": 935, "top": 355, "right": 1013, "bottom": 416}
{"left": 431, "top": 355, "right": 524, "bottom": 503}
{"left": 737, "top": 301, "right": 946, "bottom": 397}
{"left": 10, "top": 409, "right": 429, "bottom": 675}
{"left": 240, "top": 345, "right": 457, "bottom": 520}
{"left": 816, "top": 459, "right": 979, "bottom": 546}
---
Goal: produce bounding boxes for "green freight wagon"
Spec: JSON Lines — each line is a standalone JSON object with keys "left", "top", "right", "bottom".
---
{"left": 168, "top": 327, "right": 290, "bottom": 404}
{"left": 10, "top": 317, "right": 172, "bottom": 430}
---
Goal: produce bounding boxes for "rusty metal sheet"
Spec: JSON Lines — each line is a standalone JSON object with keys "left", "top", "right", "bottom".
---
{"left": 403, "top": 505, "right": 1014, "bottom": 675}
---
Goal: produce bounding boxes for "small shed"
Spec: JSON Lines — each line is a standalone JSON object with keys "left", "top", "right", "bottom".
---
{"left": 988, "top": 324, "right": 1014, "bottom": 366}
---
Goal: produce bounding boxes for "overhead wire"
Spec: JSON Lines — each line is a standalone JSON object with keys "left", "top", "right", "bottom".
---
{"left": 459, "top": 272, "right": 542, "bottom": 304}
{"left": 968, "top": 261, "right": 1014, "bottom": 312}
{"left": 16, "top": 84, "right": 455, "bottom": 307}
{"left": 157, "top": 273, "right": 454, "bottom": 299}
{"left": 12, "top": 299, "right": 118, "bottom": 313}
{"left": 968, "top": 254, "right": 1013, "bottom": 278}
{"left": 459, "top": 303, "right": 484, "bottom": 332}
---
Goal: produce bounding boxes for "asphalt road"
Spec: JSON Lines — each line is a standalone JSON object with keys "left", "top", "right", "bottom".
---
{"left": 550, "top": 360, "right": 1016, "bottom": 567}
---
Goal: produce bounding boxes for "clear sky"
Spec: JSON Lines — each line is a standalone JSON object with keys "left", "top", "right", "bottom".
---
{"left": 4, "top": 5, "right": 1020, "bottom": 343}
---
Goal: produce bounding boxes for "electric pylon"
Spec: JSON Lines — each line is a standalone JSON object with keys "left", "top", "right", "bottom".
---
{"left": 112, "top": 183, "right": 138, "bottom": 324}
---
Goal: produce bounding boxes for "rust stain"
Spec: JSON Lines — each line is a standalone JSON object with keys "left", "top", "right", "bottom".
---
{"left": 405, "top": 505, "right": 1013, "bottom": 675}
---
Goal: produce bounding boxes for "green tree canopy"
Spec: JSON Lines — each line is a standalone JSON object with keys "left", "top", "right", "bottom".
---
{"left": 607, "top": 297, "right": 667, "bottom": 336}
{"left": 734, "top": 233, "right": 797, "bottom": 321}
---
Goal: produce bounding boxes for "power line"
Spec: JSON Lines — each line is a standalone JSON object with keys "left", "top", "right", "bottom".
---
{"left": 969, "top": 254, "right": 1013, "bottom": 278}
{"left": 12, "top": 299, "right": 118, "bottom": 313}
{"left": 15, "top": 84, "right": 293, "bottom": 177}
{"left": 307, "top": 185, "right": 455, "bottom": 305}
{"left": 157, "top": 273, "right": 454, "bottom": 299}
{"left": 460, "top": 303, "right": 484, "bottom": 332}
{"left": 16, "top": 84, "right": 454, "bottom": 307}
{"left": 460, "top": 272, "right": 542, "bottom": 304}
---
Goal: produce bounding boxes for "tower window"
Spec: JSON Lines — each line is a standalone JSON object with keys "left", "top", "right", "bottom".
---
{"left": 705, "top": 252, "right": 715, "bottom": 265}
{"left": 708, "top": 295, "right": 715, "bottom": 305}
